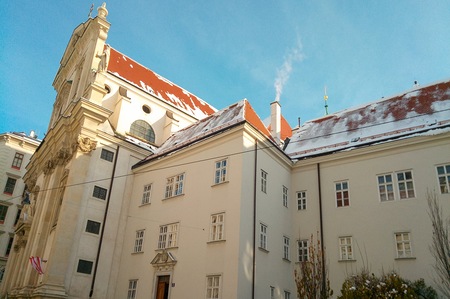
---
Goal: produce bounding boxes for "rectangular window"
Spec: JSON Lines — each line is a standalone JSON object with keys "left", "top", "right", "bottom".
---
{"left": 395, "top": 232, "right": 412, "bottom": 258}
{"left": 141, "top": 184, "right": 152, "bottom": 205}
{"left": 127, "top": 279, "right": 138, "bottom": 299}
{"left": 282, "top": 186, "right": 288, "bottom": 207}
{"left": 335, "top": 181, "right": 350, "bottom": 207}
{"left": 378, "top": 174, "right": 394, "bottom": 201}
{"left": 85, "top": 220, "right": 101, "bottom": 235}
{"left": 270, "top": 286, "right": 275, "bottom": 299}
{"left": 261, "top": 170, "right": 267, "bottom": 193}
{"left": 12, "top": 152, "right": 24, "bottom": 169}
{"left": 165, "top": 173, "right": 185, "bottom": 198}
{"left": 210, "top": 213, "right": 225, "bottom": 241}
{"left": 259, "top": 223, "right": 268, "bottom": 250}
{"left": 284, "top": 291, "right": 291, "bottom": 299}
{"left": 14, "top": 208, "right": 21, "bottom": 226}
{"left": 283, "top": 236, "right": 290, "bottom": 260}
{"left": 437, "top": 164, "right": 450, "bottom": 194}
{"left": 206, "top": 275, "right": 221, "bottom": 299}
{"left": 158, "top": 223, "right": 179, "bottom": 249}
{"left": 100, "top": 148, "right": 114, "bottom": 162}
{"left": 296, "top": 191, "right": 307, "bottom": 210}
{"left": 0, "top": 205, "right": 9, "bottom": 224}
{"left": 5, "top": 236, "right": 13, "bottom": 256}
{"left": 214, "top": 159, "right": 228, "bottom": 184}
{"left": 339, "top": 236, "right": 353, "bottom": 260}
{"left": 77, "top": 259, "right": 94, "bottom": 274}
{"left": 3, "top": 177, "right": 17, "bottom": 195}
{"left": 92, "top": 186, "right": 107, "bottom": 200}
{"left": 134, "top": 230, "right": 145, "bottom": 253}
{"left": 297, "top": 239, "right": 309, "bottom": 262}
{"left": 397, "top": 171, "right": 415, "bottom": 199}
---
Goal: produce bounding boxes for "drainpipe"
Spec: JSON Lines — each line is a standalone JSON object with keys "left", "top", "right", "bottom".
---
{"left": 317, "top": 163, "right": 326, "bottom": 296}
{"left": 252, "top": 139, "right": 258, "bottom": 299}
{"left": 89, "top": 145, "right": 120, "bottom": 297}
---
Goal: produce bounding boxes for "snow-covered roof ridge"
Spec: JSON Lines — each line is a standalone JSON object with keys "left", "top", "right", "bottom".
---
{"left": 133, "top": 99, "right": 273, "bottom": 168}
{"left": 285, "top": 79, "right": 450, "bottom": 159}
{"left": 107, "top": 46, "right": 217, "bottom": 120}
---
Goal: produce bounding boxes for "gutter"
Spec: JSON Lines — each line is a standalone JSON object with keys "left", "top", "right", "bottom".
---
{"left": 89, "top": 145, "right": 120, "bottom": 297}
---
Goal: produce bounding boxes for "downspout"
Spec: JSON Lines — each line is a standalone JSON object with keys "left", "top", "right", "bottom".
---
{"left": 89, "top": 145, "right": 120, "bottom": 297}
{"left": 317, "top": 163, "right": 326, "bottom": 296}
{"left": 252, "top": 139, "right": 258, "bottom": 299}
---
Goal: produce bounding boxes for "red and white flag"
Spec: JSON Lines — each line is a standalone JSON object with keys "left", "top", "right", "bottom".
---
{"left": 29, "top": 256, "right": 46, "bottom": 275}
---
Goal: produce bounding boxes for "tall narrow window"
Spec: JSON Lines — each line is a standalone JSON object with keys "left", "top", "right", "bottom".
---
{"left": 397, "top": 171, "right": 415, "bottom": 199}
{"left": 284, "top": 291, "right": 291, "bottom": 299}
{"left": 165, "top": 173, "right": 184, "bottom": 198}
{"left": 100, "top": 149, "right": 114, "bottom": 162}
{"left": 3, "top": 177, "right": 17, "bottom": 195}
{"left": 141, "top": 184, "right": 152, "bottom": 205}
{"left": 335, "top": 181, "right": 350, "bottom": 207}
{"left": 259, "top": 223, "right": 268, "bottom": 250}
{"left": 261, "top": 170, "right": 267, "bottom": 193}
{"left": 214, "top": 159, "right": 228, "bottom": 184}
{"left": 11, "top": 152, "right": 24, "bottom": 169}
{"left": 158, "top": 223, "right": 179, "bottom": 249}
{"left": 206, "top": 275, "right": 221, "bottom": 299}
{"left": 210, "top": 213, "right": 225, "bottom": 241}
{"left": 127, "top": 279, "right": 138, "bottom": 299}
{"left": 296, "top": 191, "right": 307, "bottom": 210}
{"left": 378, "top": 174, "right": 394, "bottom": 201}
{"left": 5, "top": 236, "right": 13, "bottom": 256}
{"left": 270, "top": 286, "right": 275, "bottom": 299}
{"left": 130, "top": 120, "right": 155, "bottom": 143}
{"left": 0, "top": 205, "right": 9, "bottom": 224}
{"left": 437, "top": 164, "right": 450, "bottom": 194}
{"left": 395, "top": 232, "right": 412, "bottom": 258}
{"left": 282, "top": 186, "right": 288, "bottom": 207}
{"left": 134, "top": 230, "right": 145, "bottom": 253}
{"left": 297, "top": 239, "right": 309, "bottom": 262}
{"left": 92, "top": 186, "right": 107, "bottom": 200}
{"left": 339, "top": 236, "right": 353, "bottom": 260}
{"left": 283, "top": 236, "right": 290, "bottom": 260}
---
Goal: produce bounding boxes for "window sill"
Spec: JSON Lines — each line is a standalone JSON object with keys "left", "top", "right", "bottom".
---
{"left": 163, "top": 194, "right": 185, "bottom": 201}
{"left": 207, "top": 239, "right": 226, "bottom": 244}
{"left": 131, "top": 251, "right": 144, "bottom": 255}
{"left": 211, "top": 181, "right": 229, "bottom": 187}
{"left": 338, "top": 259, "right": 356, "bottom": 263}
{"left": 139, "top": 202, "right": 151, "bottom": 207}
{"left": 258, "top": 247, "right": 269, "bottom": 253}
{"left": 282, "top": 258, "right": 291, "bottom": 263}
{"left": 395, "top": 256, "right": 416, "bottom": 260}
{"left": 155, "top": 247, "right": 178, "bottom": 252}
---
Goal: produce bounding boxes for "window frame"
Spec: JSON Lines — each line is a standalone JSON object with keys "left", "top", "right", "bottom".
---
{"left": 3, "top": 177, "right": 17, "bottom": 195}
{"left": 396, "top": 170, "right": 415, "bottom": 199}
{"left": 100, "top": 148, "right": 114, "bottom": 162}
{"left": 282, "top": 186, "right": 288, "bottom": 207}
{"left": 261, "top": 170, "right": 267, "bottom": 193}
{"left": 134, "top": 229, "right": 145, "bottom": 253}
{"left": 338, "top": 236, "right": 354, "bottom": 261}
{"left": 437, "top": 164, "right": 450, "bottom": 194}
{"left": 76, "top": 259, "right": 94, "bottom": 274}
{"left": 158, "top": 223, "right": 179, "bottom": 249}
{"left": 214, "top": 159, "right": 228, "bottom": 185}
{"left": 209, "top": 213, "right": 225, "bottom": 242}
{"left": 92, "top": 185, "right": 107, "bottom": 200}
{"left": 297, "top": 239, "right": 309, "bottom": 262}
{"left": 0, "top": 205, "right": 8, "bottom": 224}
{"left": 335, "top": 181, "right": 350, "bottom": 208}
{"left": 206, "top": 275, "right": 221, "bottom": 299}
{"left": 377, "top": 173, "right": 394, "bottom": 202}
{"left": 85, "top": 220, "right": 101, "bottom": 235}
{"left": 296, "top": 191, "right": 307, "bottom": 211}
{"left": 127, "top": 279, "right": 138, "bottom": 299}
{"left": 141, "top": 183, "right": 152, "bottom": 205}
{"left": 259, "top": 223, "right": 268, "bottom": 250}
{"left": 11, "top": 152, "right": 24, "bottom": 169}
{"left": 130, "top": 120, "right": 155, "bottom": 143}
{"left": 283, "top": 236, "right": 290, "bottom": 260}
{"left": 395, "top": 232, "right": 413, "bottom": 259}
{"left": 165, "top": 173, "right": 185, "bottom": 198}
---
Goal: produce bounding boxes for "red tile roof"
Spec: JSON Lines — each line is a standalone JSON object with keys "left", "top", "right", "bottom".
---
{"left": 266, "top": 115, "right": 293, "bottom": 141}
{"left": 107, "top": 47, "right": 217, "bottom": 119}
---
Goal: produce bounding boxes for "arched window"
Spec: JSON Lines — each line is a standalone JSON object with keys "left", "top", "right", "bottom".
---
{"left": 130, "top": 120, "right": 155, "bottom": 143}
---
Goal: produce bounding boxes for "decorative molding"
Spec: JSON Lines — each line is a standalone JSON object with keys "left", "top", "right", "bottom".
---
{"left": 43, "top": 159, "right": 56, "bottom": 175}
{"left": 151, "top": 250, "right": 177, "bottom": 272}
{"left": 55, "top": 147, "right": 73, "bottom": 166}
{"left": 76, "top": 135, "right": 97, "bottom": 153}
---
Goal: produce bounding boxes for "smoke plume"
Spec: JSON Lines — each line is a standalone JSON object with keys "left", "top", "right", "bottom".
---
{"left": 274, "top": 39, "right": 304, "bottom": 102}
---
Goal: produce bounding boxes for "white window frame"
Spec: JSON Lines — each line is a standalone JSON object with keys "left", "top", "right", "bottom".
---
{"left": 377, "top": 170, "right": 416, "bottom": 201}
{"left": 261, "top": 170, "right": 267, "bottom": 193}
{"left": 297, "top": 239, "right": 309, "bottom": 262}
{"left": 335, "top": 181, "right": 350, "bottom": 207}
{"left": 127, "top": 279, "right": 138, "bottom": 299}
{"left": 141, "top": 183, "right": 152, "bottom": 205}
{"left": 259, "top": 223, "right": 268, "bottom": 250}
{"left": 282, "top": 186, "right": 288, "bottom": 207}
{"left": 214, "top": 159, "right": 228, "bottom": 184}
{"left": 437, "top": 164, "right": 450, "bottom": 194}
{"left": 396, "top": 170, "right": 415, "bottom": 199}
{"left": 296, "top": 191, "right": 307, "bottom": 210}
{"left": 158, "top": 223, "right": 179, "bottom": 249}
{"left": 165, "top": 173, "right": 185, "bottom": 198}
{"left": 395, "top": 232, "right": 413, "bottom": 258}
{"left": 377, "top": 173, "right": 394, "bottom": 202}
{"left": 12, "top": 152, "right": 24, "bottom": 169}
{"left": 210, "top": 213, "right": 225, "bottom": 241}
{"left": 134, "top": 230, "right": 145, "bottom": 253}
{"left": 206, "top": 275, "right": 221, "bottom": 299}
{"left": 284, "top": 290, "right": 291, "bottom": 299}
{"left": 338, "top": 236, "right": 353, "bottom": 260}
{"left": 283, "top": 236, "right": 290, "bottom": 260}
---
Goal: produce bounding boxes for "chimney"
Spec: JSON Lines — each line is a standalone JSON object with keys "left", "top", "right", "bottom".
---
{"left": 270, "top": 101, "right": 281, "bottom": 144}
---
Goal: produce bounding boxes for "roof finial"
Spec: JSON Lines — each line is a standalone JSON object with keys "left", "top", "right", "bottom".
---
{"left": 88, "top": 3, "right": 94, "bottom": 18}
{"left": 324, "top": 85, "right": 329, "bottom": 115}
{"left": 97, "top": 2, "right": 108, "bottom": 19}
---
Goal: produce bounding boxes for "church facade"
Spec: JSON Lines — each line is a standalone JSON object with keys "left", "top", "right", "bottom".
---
{"left": 1, "top": 4, "right": 449, "bottom": 299}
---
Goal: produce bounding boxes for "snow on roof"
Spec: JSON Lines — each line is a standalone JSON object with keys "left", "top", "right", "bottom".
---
{"left": 285, "top": 79, "right": 450, "bottom": 159}
{"left": 107, "top": 47, "right": 217, "bottom": 120}
{"left": 133, "top": 99, "right": 272, "bottom": 168}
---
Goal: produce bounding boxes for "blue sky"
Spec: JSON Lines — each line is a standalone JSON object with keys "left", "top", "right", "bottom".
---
{"left": 1, "top": 1, "right": 449, "bottom": 138}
